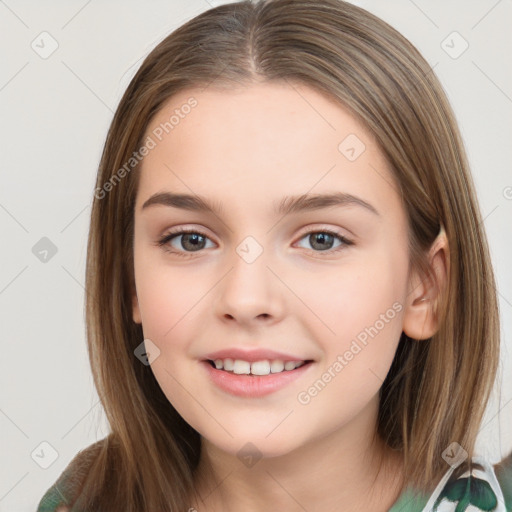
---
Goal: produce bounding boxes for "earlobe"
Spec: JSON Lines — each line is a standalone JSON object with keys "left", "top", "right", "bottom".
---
{"left": 402, "top": 225, "right": 449, "bottom": 341}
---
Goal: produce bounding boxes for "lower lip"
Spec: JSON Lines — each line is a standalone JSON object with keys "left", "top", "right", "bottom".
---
{"left": 201, "top": 360, "right": 315, "bottom": 398}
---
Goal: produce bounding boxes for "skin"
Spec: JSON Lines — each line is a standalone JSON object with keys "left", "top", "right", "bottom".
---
{"left": 131, "top": 82, "right": 449, "bottom": 512}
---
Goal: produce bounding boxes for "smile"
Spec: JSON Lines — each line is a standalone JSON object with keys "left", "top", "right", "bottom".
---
{"left": 201, "top": 359, "right": 315, "bottom": 397}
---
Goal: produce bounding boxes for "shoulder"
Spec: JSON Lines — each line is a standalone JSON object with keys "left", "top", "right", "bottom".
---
{"left": 494, "top": 451, "right": 512, "bottom": 512}
{"left": 36, "top": 438, "right": 106, "bottom": 512}
{"left": 429, "top": 453, "right": 512, "bottom": 512}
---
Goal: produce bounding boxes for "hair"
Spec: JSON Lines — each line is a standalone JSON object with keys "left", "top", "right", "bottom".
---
{"left": 66, "top": 0, "right": 501, "bottom": 510}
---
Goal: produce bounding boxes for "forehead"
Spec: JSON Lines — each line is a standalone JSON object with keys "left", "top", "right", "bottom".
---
{"left": 136, "top": 82, "right": 401, "bottom": 217}
{"left": 144, "top": 81, "right": 374, "bottom": 155}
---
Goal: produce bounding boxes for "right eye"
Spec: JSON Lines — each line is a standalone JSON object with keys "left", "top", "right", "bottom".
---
{"left": 157, "top": 229, "right": 216, "bottom": 257}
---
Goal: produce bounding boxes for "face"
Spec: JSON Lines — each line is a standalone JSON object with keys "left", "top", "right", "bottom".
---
{"left": 131, "top": 82, "right": 413, "bottom": 459}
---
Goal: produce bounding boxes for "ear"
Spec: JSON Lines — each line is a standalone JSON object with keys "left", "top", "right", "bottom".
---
{"left": 402, "top": 225, "right": 449, "bottom": 341}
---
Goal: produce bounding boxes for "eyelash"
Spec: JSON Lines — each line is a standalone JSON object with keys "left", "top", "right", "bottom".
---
{"left": 156, "top": 226, "right": 354, "bottom": 258}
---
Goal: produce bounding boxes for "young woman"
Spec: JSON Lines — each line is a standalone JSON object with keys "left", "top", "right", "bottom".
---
{"left": 37, "top": 0, "right": 511, "bottom": 510}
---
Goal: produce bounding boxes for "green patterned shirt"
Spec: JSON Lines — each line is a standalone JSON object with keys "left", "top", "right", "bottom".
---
{"left": 38, "top": 452, "right": 512, "bottom": 511}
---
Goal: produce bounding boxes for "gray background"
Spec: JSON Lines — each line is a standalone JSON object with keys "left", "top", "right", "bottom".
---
{"left": 0, "top": 0, "right": 511, "bottom": 510}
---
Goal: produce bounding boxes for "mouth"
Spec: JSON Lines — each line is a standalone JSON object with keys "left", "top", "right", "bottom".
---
{"left": 201, "top": 357, "right": 316, "bottom": 397}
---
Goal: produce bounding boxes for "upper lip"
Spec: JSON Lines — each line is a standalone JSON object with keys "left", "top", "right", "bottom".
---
{"left": 203, "top": 348, "right": 312, "bottom": 363}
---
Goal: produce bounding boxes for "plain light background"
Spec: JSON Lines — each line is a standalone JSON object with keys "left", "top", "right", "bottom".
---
{"left": 0, "top": 0, "right": 510, "bottom": 510}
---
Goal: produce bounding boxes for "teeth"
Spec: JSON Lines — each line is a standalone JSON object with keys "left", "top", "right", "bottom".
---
{"left": 270, "top": 360, "right": 284, "bottom": 373}
{"left": 233, "top": 360, "right": 251, "bottom": 374}
{"left": 251, "top": 360, "right": 270, "bottom": 375}
{"left": 211, "top": 358, "right": 306, "bottom": 376}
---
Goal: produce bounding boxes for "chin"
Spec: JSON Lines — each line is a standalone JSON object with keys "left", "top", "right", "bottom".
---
{"left": 201, "top": 429, "right": 302, "bottom": 462}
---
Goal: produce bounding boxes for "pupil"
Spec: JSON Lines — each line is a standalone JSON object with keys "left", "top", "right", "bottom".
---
{"left": 183, "top": 233, "right": 204, "bottom": 251}
{"left": 311, "top": 233, "right": 333, "bottom": 250}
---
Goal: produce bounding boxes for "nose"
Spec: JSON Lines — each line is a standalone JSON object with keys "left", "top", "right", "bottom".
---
{"left": 214, "top": 242, "right": 285, "bottom": 326}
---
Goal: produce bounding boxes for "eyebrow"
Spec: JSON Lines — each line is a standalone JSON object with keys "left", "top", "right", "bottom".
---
{"left": 141, "top": 191, "right": 380, "bottom": 217}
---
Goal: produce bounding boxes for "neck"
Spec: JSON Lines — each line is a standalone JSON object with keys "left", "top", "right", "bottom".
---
{"left": 189, "top": 396, "right": 405, "bottom": 512}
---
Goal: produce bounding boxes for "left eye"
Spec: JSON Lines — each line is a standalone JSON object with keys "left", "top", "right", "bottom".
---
{"left": 295, "top": 230, "right": 352, "bottom": 252}
{"left": 156, "top": 228, "right": 353, "bottom": 256}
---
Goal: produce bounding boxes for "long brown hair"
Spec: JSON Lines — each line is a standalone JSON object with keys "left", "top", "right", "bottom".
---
{"left": 70, "top": 0, "right": 501, "bottom": 509}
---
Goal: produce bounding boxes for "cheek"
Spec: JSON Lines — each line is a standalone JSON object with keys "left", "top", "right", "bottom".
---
{"left": 133, "top": 263, "right": 206, "bottom": 415}
{"left": 299, "top": 253, "right": 406, "bottom": 390}
{"left": 294, "top": 278, "right": 403, "bottom": 430}
{"left": 133, "top": 248, "right": 207, "bottom": 341}
{"left": 300, "top": 253, "right": 405, "bottom": 341}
